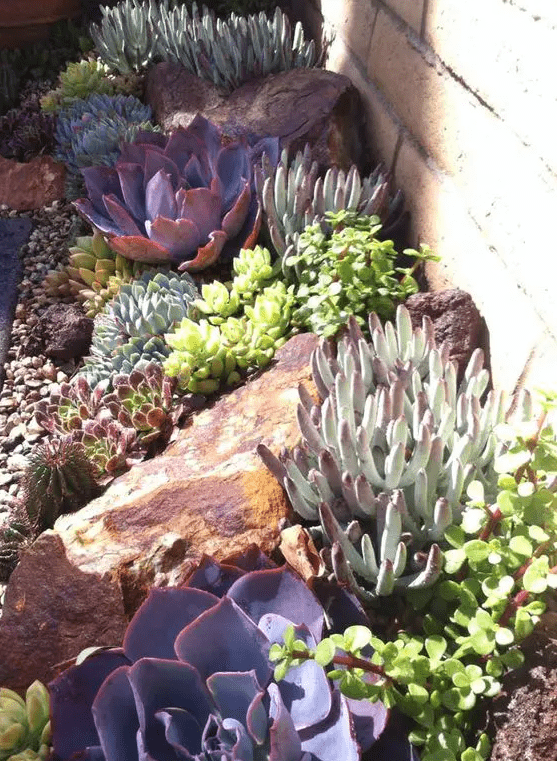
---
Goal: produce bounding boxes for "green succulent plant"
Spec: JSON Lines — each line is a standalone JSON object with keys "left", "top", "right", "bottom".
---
{"left": 20, "top": 437, "right": 100, "bottom": 532}
{"left": 89, "top": 0, "right": 164, "bottom": 75}
{"left": 43, "top": 233, "right": 152, "bottom": 317}
{"left": 272, "top": 392, "right": 557, "bottom": 761}
{"left": 254, "top": 145, "right": 406, "bottom": 258}
{"left": 77, "top": 269, "right": 200, "bottom": 390}
{"left": 70, "top": 417, "right": 144, "bottom": 484}
{"left": 157, "top": 4, "right": 318, "bottom": 93}
{"left": 34, "top": 377, "right": 105, "bottom": 437}
{"left": 164, "top": 247, "right": 292, "bottom": 393}
{"left": 40, "top": 58, "right": 143, "bottom": 114}
{"left": 0, "top": 681, "right": 51, "bottom": 761}
{"left": 53, "top": 93, "right": 156, "bottom": 175}
{"left": 0, "top": 61, "right": 20, "bottom": 117}
{"left": 91, "top": 0, "right": 318, "bottom": 92}
{"left": 103, "top": 363, "right": 178, "bottom": 445}
{"left": 258, "top": 305, "right": 508, "bottom": 599}
{"left": 283, "top": 210, "right": 439, "bottom": 336}
{"left": 0, "top": 507, "right": 34, "bottom": 583}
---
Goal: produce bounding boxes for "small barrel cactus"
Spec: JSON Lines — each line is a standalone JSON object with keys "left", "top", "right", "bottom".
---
{"left": 20, "top": 437, "right": 99, "bottom": 532}
{"left": 0, "top": 681, "right": 51, "bottom": 761}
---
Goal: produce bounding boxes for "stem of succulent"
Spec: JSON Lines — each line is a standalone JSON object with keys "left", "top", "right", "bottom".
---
{"left": 478, "top": 507, "right": 503, "bottom": 542}
{"left": 291, "top": 646, "right": 392, "bottom": 684}
{"left": 513, "top": 541, "right": 552, "bottom": 581}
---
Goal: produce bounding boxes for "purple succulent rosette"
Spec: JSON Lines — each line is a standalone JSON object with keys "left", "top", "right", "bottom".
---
{"left": 49, "top": 549, "right": 402, "bottom": 761}
{"left": 73, "top": 115, "right": 279, "bottom": 272}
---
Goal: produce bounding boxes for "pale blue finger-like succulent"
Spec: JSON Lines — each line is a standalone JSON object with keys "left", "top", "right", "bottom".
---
{"left": 89, "top": 0, "right": 163, "bottom": 75}
{"left": 254, "top": 144, "right": 406, "bottom": 262}
{"left": 258, "top": 305, "right": 508, "bottom": 600}
{"left": 77, "top": 270, "right": 200, "bottom": 390}
{"left": 158, "top": 4, "right": 318, "bottom": 93}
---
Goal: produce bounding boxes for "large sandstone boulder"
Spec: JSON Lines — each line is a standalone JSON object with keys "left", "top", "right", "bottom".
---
{"left": 145, "top": 64, "right": 366, "bottom": 171}
{"left": 53, "top": 333, "right": 318, "bottom": 612}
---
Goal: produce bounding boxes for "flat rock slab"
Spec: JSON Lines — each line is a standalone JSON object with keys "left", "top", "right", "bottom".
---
{"left": 0, "top": 155, "right": 66, "bottom": 211}
{"left": 145, "top": 65, "right": 365, "bottom": 171}
{"left": 0, "top": 217, "right": 30, "bottom": 393}
{"left": 54, "top": 333, "right": 318, "bottom": 611}
{"left": 0, "top": 533, "right": 127, "bottom": 694}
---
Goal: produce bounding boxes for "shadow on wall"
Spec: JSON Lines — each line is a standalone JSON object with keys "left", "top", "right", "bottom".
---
{"left": 289, "top": 0, "right": 557, "bottom": 394}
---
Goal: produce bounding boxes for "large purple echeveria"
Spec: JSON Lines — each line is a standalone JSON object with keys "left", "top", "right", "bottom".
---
{"left": 48, "top": 548, "right": 413, "bottom": 761}
{"left": 73, "top": 115, "right": 279, "bottom": 271}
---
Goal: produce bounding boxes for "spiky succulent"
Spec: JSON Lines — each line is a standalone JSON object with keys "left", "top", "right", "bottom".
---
{"left": 77, "top": 269, "right": 200, "bottom": 390}
{"left": 20, "top": 437, "right": 99, "bottom": 532}
{"left": 0, "top": 59, "right": 20, "bottom": 116}
{"left": 89, "top": 0, "right": 163, "bottom": 75}
{"left": 103, "top": 363, "right": 177, "bottom": 445}
{"left": 0, "top": 506, "right": 34, "bottom": 583}
{"left": 0, "top": 681, "right": 51, "bottom": 761}
{"left": 255, "top": 144, "right": 406, "bottom": 259}
{"left": 54, "top": 93, "right": 156, "bottom": 175}
{"left": 43, "top": 232, "right": 151, "bottom": 317}
{"left": 73, "top": 114, "right": 279, "bottom": 269}
{"left": 157, "top": 4, "right": 318, "bottom": 93}
{"left": 258, "top": 305, "right": 508, "bottom": 600}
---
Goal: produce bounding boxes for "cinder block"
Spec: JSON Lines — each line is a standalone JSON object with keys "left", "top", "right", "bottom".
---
{"left": 327, "top": 37, "right": 401, "bottom": 170}
{"left": 382, "top": 0, "right": 424, "bottom": 33}
{"left": 424, "top": 0, "right": 557, "bottom": 175}
{"left": 393, "top": 135, "right": 557, "bottom": 392}
{"left": 320, "top": 0, "right": 376, "bottom": 64}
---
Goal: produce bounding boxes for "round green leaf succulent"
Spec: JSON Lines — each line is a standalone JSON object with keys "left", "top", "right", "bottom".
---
{"left": 0, "top": 681, "right": 51, "bottom": 761}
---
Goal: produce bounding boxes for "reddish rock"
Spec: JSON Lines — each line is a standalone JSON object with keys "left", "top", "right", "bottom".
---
{"left": 0, "top": 155, "right": 66, "bottom": 211}
{"left": 145, "top": 64, "right": 365, "bottom": 171}
{"left": 54, "top": 333, "right": 319, "bottom": 613}
{"left": 404, "top": 289, "right": 485, "bottom": 381}
{"left": 28, "top": 302, "right": 94, "bottom": 361}
{"left": 0, "top": 532, "right": 127, "bottom": 694}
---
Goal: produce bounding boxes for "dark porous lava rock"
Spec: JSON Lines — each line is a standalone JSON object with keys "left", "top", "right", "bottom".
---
{"left": 28, "top": 302, "right": 93, "bottom": 361}
{"left": 488, "top": 620, "right": 557, "bottom": 761}
{"left": 405, "top": 288, "right": 485, "bottom": 381}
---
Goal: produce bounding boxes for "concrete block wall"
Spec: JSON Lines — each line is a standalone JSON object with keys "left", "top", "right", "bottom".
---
{"left": 295, "top": 0, "right": 557, "bottom": 393}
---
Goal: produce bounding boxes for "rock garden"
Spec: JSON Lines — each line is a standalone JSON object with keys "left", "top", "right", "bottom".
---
{"left": 0, "top": 2, "right": 556, "bottom": 761}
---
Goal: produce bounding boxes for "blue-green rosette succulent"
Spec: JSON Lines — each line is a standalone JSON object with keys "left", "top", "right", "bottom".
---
{"left": 48, "top": 552, "right": 399, "bottom": 761}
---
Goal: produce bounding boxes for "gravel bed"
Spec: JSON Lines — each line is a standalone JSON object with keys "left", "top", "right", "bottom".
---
{"left": 0, "top": 200, "right": 85, "bottom": 514}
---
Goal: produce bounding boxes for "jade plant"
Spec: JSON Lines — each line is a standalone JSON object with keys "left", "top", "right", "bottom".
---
{"left": 0, "top": 681, "right": 51, "bottom": 761}
{"left": 48, "top": 550, "right": 396, "bottom": 761}
{"left": 284, "top": 210, "right": 439, "bottom": 336}
{"left": 73, "top": 114, "right": 279, "bottom": 269}
{"left": 271, "top": 393, "right": 557, "bottom": 761}
{"left": 254, "top": 145, "right": 406, "bottom": 258}
{"left": 258, "top": 305, "right": 508, "bottom": 599}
